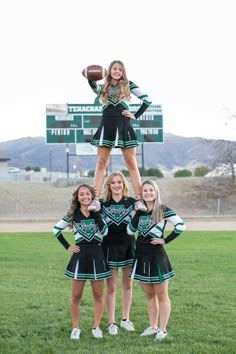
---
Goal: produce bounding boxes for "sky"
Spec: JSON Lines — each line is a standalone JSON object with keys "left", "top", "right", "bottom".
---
{"left": 0, "top": 0, "right": 235, "bottom": 143}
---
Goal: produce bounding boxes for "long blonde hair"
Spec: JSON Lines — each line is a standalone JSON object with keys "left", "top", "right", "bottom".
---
{"left": 67, "top": 184, "right": 96, "bottom": 219}
{"left": 100, "top": 60, "right": 131, "bottom": 103}
{"left": 141, "top": 180, "right": 164, "bottom": 223}
{"left": 102, "top": 171, "right": 129, "bottom": 202}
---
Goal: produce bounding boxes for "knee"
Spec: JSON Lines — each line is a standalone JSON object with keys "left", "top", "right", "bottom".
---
{"left": 126, "top": 158, "right": 137, "bottom": 171}
{"left": 71, "top": 293, "right": 82, "bottom": 304}
{"left": 96, "top": 156, "right": 108, "bottom": 169}
{"left": 93, "top": 292, "right": 104, "bottom": 303}
{"left": 157, "top": 292, "right": 169, "bottom": 303}
{"left": 145, "top": 291, "right": 156, "bottom": 301}
{"left": 107, "top": 283, "right": 117, "bottom": 295}
{"left": 122, "top": 280, "right": 132, "bottom": 292}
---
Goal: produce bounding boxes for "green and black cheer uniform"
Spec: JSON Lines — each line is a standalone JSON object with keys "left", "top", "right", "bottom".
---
{"left": 101, "top": 197, "right": 136, "bottom": 268}
{"left": 127, "top": 206, "right": 186, "bottom": 283}
{"left": 88, "top": 80, "right": 152, "bottom": 148}
{"left": 53, "top": 210, "right": 111, "bottom": 280}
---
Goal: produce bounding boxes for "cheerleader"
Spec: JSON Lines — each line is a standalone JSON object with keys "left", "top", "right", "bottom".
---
{"left": 86, "top": 60, "right": 152, "bottom": 212}
{"left": 52, "top": 184, "right": 111, "bottom": 340}
{"left": 100, "top": 171, "right": 136, "bottom": 335}
{"left": 127, "top": 180, "right": 186, "bottom": 340}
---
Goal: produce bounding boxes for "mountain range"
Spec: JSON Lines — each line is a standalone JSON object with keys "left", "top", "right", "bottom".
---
{"left": 0, "top": 134, "right": 221, "bottom": 173}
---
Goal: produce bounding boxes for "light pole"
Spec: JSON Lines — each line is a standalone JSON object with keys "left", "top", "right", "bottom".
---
{"left": 66, "top": 144, "right": 69, "bottom": 180}
{"left": 49, "top": 150, "right": 52, "bottom": 181}
{"left": 141, "top": 143, "right": 145, "bottom": 170}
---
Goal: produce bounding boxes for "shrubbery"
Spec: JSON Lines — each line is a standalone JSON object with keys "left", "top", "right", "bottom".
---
{"left": 174, "top": 169, "right": 192, "bottom": 177}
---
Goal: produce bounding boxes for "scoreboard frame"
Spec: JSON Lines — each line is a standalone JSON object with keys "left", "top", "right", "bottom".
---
{"left": 46, "top": 103, "right": 163, "bottom": 144}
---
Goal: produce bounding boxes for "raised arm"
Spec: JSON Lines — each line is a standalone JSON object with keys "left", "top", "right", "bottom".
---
{"left": 129, "top": 81, "right": 152, "bottom": 119}
{"left": 127, "top": 210, "right": 143, "bottom": 235}
{"left": 93, "top": 211, "right": 108, "bottom": 236}
{"left": 88, "top": 80, "right": 102, "bottom": 96}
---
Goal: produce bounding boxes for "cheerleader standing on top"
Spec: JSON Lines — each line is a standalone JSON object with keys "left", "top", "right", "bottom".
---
{"left": 52, "top": 184, "right": 111, "bottom": 340}
{"left": 127, "top": 180, "right": 186, "bottom": 341}
{"left": 100, "top": 171, "right": 136, "bottom": 335}
{"left": 86, "top": 60, "right": 152, "bottom": 212}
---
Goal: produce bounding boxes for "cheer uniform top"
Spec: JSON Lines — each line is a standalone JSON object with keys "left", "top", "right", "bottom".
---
{"left": 53, "top": 210, "right": 111, "bottom": 280}
{"left": 127, "top": 206, "right": 186, "bottom": 283}
{"left": 101, "top": 196, "right": 136, "bottom": 268}
{"left": 88, "top": 80, "right": 152, "bottom": 148}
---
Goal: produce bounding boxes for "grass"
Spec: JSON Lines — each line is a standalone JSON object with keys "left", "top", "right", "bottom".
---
{"left": 0, "top": 231, "right": 235, "bottom": 354}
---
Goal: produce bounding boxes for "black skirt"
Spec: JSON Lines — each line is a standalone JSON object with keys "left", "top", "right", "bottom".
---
{"left": 91, "top": 104, "right": 139, "bottom": 149}
{"left": 102, "top": 233, "right": 135, "bottom": 268}
{"left": 130, "top": 243, "right": 174, "bottom": 283}
{"left": 65, "top": 243, "right": 111, "bottom": 280}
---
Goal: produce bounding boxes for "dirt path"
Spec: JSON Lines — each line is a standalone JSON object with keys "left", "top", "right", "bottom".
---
{"left": 0, "top": 217, "right": 235, "bottom": 232}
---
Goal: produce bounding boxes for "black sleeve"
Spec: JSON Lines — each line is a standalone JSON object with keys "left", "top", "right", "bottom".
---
{"left": 134, "top": 102, "right": 150, "bottom": 119}
{"left": 164, "top": 231, "right": 181, "bottom": 244}
{"left": 130, "top": 210, "right": 145, "bottom": 229}
{"left": 57, "top": 234, "right": 70, "bottom": 249}
{"left": 88, "top": 80, "right": 97, "bottom": 90}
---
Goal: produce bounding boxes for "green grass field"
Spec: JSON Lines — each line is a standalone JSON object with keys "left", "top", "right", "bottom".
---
{"left": 0, "top": 231, "right": 235, "bottom": 354}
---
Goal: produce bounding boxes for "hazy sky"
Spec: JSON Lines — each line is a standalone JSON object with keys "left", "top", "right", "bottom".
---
{"left": 0, "top": 0, "right": 235, "bottom": 143}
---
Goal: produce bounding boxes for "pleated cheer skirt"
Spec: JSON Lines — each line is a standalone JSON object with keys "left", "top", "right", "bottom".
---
{"left": 65, "top": 243, "right": 111, "bottom": 280}
{"left": 130, "top": 244, "right": 175, "bottom": 283}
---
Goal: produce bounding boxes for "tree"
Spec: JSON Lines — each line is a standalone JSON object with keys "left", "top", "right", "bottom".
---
{"left": 88, "top": 170, "right": 94, "bottom": 177}
{"left": 138, "top": 167, "right": 164, "bottom": 177}
{"left": 202, "top": 108, "right": 236, "bottom": 184}
{"left": 194, "top": 165, "right": 211, "bottom": 177}
{"left": 121, "top": 169, "right": 129, "bottom": 177}
{"left": 204, "top": 139, "right": 236, "bottom": 184}
{"left": 146, "top": 168, "right": 164, "bottom": 177}
{"left": 174, "top": 169, "right": 192, "bottom": 177}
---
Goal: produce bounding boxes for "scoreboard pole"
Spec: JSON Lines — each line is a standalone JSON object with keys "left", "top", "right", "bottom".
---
{"left": 141, "top": 143, "right": 144, "bottom": 170}
{"left": 66, "top": 144, "right": 70, "bottom": 180}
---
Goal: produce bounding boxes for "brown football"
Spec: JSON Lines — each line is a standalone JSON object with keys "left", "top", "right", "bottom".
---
{"left": 82, "top": 65, "right": 107, "bottom": 81}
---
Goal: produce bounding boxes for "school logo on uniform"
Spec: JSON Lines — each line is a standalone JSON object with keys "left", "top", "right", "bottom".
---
{"left": 75, "top": 219, "right": 98, "bottom": 241}
{"left": 103, "top": 204, "right": 133, "bottom": 225}
{"left": 138, "top": 215, "right": 154, "bottom": 236}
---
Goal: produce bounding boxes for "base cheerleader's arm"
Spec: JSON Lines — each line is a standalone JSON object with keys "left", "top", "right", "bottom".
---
{"left": 127, "top": 210, "right": 144, "bottom": 235}
{"left": 129, "top": 81, "right": 152, "bottom": 119}
{"left": 52, "top": 216, "right": 72, "bottom": 250}
{"left": 163, "top": 206, "right": 186, "bottom": 244}
{"left": 92, "top": 211, "right": 108, "bottom": 237}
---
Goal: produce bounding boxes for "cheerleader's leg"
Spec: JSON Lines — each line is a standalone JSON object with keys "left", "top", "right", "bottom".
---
{"left": 140, "top": 282, "right": 159, "bottom": 329}
{"left": 93, "top": 146, "right": 112, "bottom": 195}
{"left": 91, "top": 279, "right": 105, "bottom": 328}
{"left": 69, "top": 279, "right": 86, "bottom": 329}
{"left": 153, "top": 280, "right": 170, "bottom": 332}
{"left": 140, "top": 282, "right": 159, "bottom": 330}
{"left": 121, "top": 147, "right": 141, "bottom": 198}
{"left": 121, "top": 266, "right": 133, "bottom": 320}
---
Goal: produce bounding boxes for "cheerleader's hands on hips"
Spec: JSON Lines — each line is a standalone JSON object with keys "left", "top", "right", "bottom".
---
{"left": 122, "top": 110, "right": 135, "bottom": 120}
{"left": 150, "top": 238, "right": 165, "bottom": 245}
{"left": 68, "top": 245, "right": 80, "bottom": 253}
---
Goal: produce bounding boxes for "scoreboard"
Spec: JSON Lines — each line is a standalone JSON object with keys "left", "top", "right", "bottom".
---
{"left": 46, "top": 103, "right": 163, "bottom": 144}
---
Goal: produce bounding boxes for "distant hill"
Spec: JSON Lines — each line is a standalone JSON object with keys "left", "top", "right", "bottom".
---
{"left": 0, "top": 134, "right": 221, "bottom": 173}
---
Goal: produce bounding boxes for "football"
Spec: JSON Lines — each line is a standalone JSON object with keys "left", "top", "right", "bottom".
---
{"left": 82, "top": 65, "right": 107, "bottom": 81}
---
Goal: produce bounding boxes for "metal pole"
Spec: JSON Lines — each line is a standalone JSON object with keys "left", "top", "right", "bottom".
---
{"left": 217, "top": 198, "right": 220, "bottom": 217}
{"left": 66, "top": 144, "right": 69, "bottom": 180}
{"left": 49, "top": 150, "right": 52, "bottom": 181}
{"left": 109, "top": 155, "right": 112, "bottom": 173}
{"left": 141, "top": 143, "right": 145, "bottom": 170}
